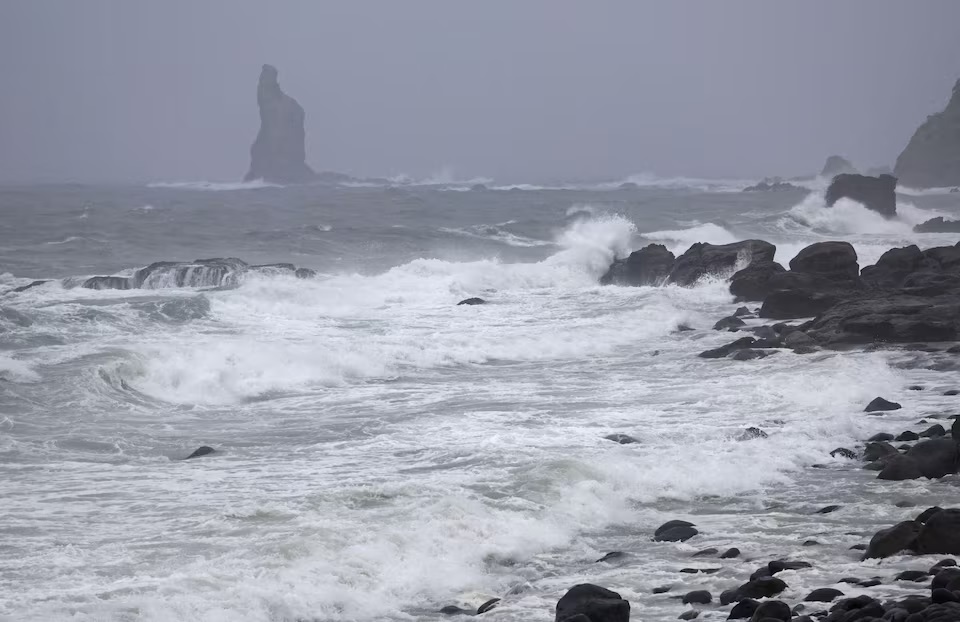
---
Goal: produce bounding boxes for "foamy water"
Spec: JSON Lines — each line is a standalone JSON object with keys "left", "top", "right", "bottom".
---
{"left": 1, "top": 181, "right": 959, "bottom": 621}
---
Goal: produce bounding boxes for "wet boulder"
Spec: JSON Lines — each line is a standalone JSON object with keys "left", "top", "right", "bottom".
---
{"left": 865, "top": 397, "right": 902, "bottom": 412}
{"left": 916, "top": 509, "right": 960, "bottom": 555}
{"left": 555, "top": 584, "right": 630, "bottom": 622}
{"left": 803, "top": 291, "right": 960, "bottom": 345}
{"left": 600, "top": 244, "right": 676, "bottom": 287}
{"left": 729, "top": 261, "right": 786, "bottom": 302}
{"left": 863, "top": 520, "right": 921, "bottom": 559}
{"left": 184, "top": 446, "right": 216, "bottom": 460}
{"left": 457, "top": 298, "right": 486, "bottom": 306}
{"left": 668, "top": 240, "right": 776, "bottom": 286}
{"left": 653, "top": 520, "right": 698, "bottom": 542}
{"left": 877, "top": 455, "right": 924, "bottom": 481}
{"left": 905, "top": 439, "right": 959, "bottom": 478}
{"left": 788, "top": 241, "right": 860, "bottom": 282}
{"left": 825, "top": 173, "right": 897, "bottom": 218}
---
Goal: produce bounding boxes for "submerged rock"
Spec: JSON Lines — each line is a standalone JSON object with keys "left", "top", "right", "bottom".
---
{"left": 457, "top": 297, "right": 486, "bottom": 306}
{"left": 244, "top": 64, "right": 315, "bottom": 183}
{"left": 895, "top": 78, "right": 960, "bottom": 188}
{"left": 825, "top": 173, "right": 897, "bottom": 218}
{"left": 184, "top": 446, "right": 215, "bottom": 460}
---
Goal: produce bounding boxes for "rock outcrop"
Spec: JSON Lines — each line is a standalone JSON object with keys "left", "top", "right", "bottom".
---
{"left": 81, "top": 258, "right": 316, "bottom": 290}
{"left": 914, "top": 217, "right": 960, "bottom": 233}
{"left": 742, "top": 179, "right": 804, "bottom": 192}
{"left": 668, "top": 240, "right": 775, "bottom": 286}
{"left": 895, "top": 79, "right": 960, "bottom": 188}
{"left": 600, "top": 244, "right": 675, "bottom": 286}
{"left": 244, "top": 64, "right": 315, "bottom": 183}
{"left": 820, "top": 155, "right": 858, "bottom": 177}
{"left": 758, "top": 242, "right": 861, "bottom": 319}
{"left": 825, "top": 173, "right": 898, "bottom": 218}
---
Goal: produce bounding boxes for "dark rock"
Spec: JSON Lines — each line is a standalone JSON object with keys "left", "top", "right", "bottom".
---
{"left": 439, "top": 605, "right": 470, "bottom": 615}
{"left": 857, "top": 578, "right": 881, "bottom": 587}
{"left": 918, "top": 507, "right": 945, "bottom": 523}
{"left": 750, "top": 600, "right": 791, "bottom": 621}
{"left": 817, "top": 505, "right": 841, "bottom": 514}
{"left": 595, "top": 552, "right": 625, "bottom": 563}
{"left": 863, "top": 520, "right": 920, "bottom": 559}
{"left": 654, "top": 521, "right": 698, "bottom": 542}
{"left": 476, "top": 598, "right": 499, "bottom": 615}
{"left": 803, "top": 289, "right": 960, "bottom": 345}
{"left": 726, "top": 598, "right": 759, "bottom": 619}
{"left": 932, "top": 568, "right": 960, "bottom": 590}
{"left": 184, "top": 446, "right": 215, "bottom": 460}
{"left": 932, "top": 588, "right": 960, "bottom": 604}
{"left": 946, "top": 390, "right": 960, "bottom": 396}
{"left": 678, "top": 610, "right": 698, "bottom": 621}
{"left": 11, "top": 280, "right": 48, "bottom": 293}
{"left": 863, "top": 441, "right": 899, "bottom": 462}
{"left": 742, "top": 179, "right": 803, "bottom": 192}
{"left": 681, "top": 590, "right": 712, "bottom": 605}
{"left": 896, "top": 431, "right": 921, "bottom": 441}
{"left": 729, "top": 261, "right": 787, "bottom": 302}
{"left": 604, "top": 434, "right": 639, "bottom": 445}
{"left": 920, "top": 424, "right": 947, "bottom": 438}
{"left": 244, "top": 64, "right": 315, "bottom": 183}
{"left": 668, "top": 240, "right": 776, "bottom": 286}
{"left": 849, "top": 544, "right": 867, "bottom": 551}
{"left": 825, "top": 173, "right": 898, "bottom": 217}
{"left": 821, "top": 155, "right": 858, "bottom": 177}
{"left": 909, "top": 385, "right": 925, "bottom": 391}
{"left": 714, "top": 316, "right": 746, "bottom": 331}
{"left": 734, "top": 576, "right": 787, "bottom": 601}
{"left": 720, "top": 547, "right": 741, "bottom": 559}
{"left": 917, "top": 509, "right": 960, "bottom": 555}
{"left": 652, "top": 585, "right": 672, "bottom": 594}
{"left": 782, "top": 330, "right": 815, "bottom": 349}
{"left": 734, "top": 306, "right": 752, "bottom": 317}
{"left": 692, "top": 548, "right": 719, "bottom": 557}
{"left": 932, "top": 559, "right": 958, "bottom": 570}
{"left": 601, "top": 244, "right": 676, "bottom": 287}
{"left": 865, "top": 397, "right": 902, "bottom": 412}
{"left": 680, "top": 567, "right": 719, "bottom": 574}
{"left": 896, "top": 500, "right": 917, "bottom": 508}
{"left": 802, "top": 540, "right": 818, "bottom": 546}
{"left": 906, "top": 439, "right": 959, "bottom": 478}
{"left": 878, "top": 455, "right": 924, "bottom": 481}
{"left": 457, "top": 298, "right": 486, "bottom": 306}
{"left": 805, "top": 588, "right": 844, "bottom": 602}
{"left": 737, "top": 427, "right": 768, "bottom": 441}
{"left": 830, "top": 447, "right": 858, "bottom": 460}
{"left": 768, "top": 560, "right": 811, "bottom": 574}
{"left": 555, "top": 584, "right": 629, "bottom": 622}
{"left": 789, "top": 241, "right": 860, "bottom": 281}
{"left": 915, "top": 217, "right": 960, "bottom": 233}
{"left": 868, "top": 432, "right": 895, "bottom": 442}
{"left": 894, "top": 78, "right": 960, "bottom": 188}
{"left": 698, "top": 337, "right": 757, "bottom": 359}
{"left": 895, "top": 570, "right": 929, "bottom": 582}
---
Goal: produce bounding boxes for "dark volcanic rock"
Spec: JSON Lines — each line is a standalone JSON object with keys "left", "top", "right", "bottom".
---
{"left": 915, "top": 217, "right": 960, "bottom": 233}
{"left": 668, "top": 240, "right": 776, "bottom": 286}
{"left": 742, "top": 179, "right": 803, "bottom": 192}
{"left": 555, "top": 584, "right": 629, "bottom": 622}
{"left": 244, "top": 64, "right": 315, "bottom": 183}
{"left": 734, "top": 576, "right": 787, "bottom": 600}
{"left": 918, "top": 509, "right": 960, "bottom": 555}
{"left": 907, "top": 439, "right": 960, "bottom": 478}
{"left": 789, "top": 241, "right": 860, "bottom": 281}
{"left": 863, "top": 520, "right": 920, "bottom": 559}
{"left": 830, "top": 447, "right": 858, "bottom": 460}
{"left": 750, "top": 600, "right": 791, "bottom": 621}
{"left": 603, "top": 434, "right": 639, "bottom": 445}
{"left": 865, "top": 397, "right": 902, "bottom": 412}
{"left": 595, "top": 552, "right": 625, "bottom": 563}
{"left": 184, "top": 446, "right": 215, "bottom": 460}
{"left": 805, "top": 588, "right": 844, "bottom": 602}
{"left": 600, "top": 244, "right": 676, "bottom": 286}
{"left": 681, "top": 590, "right": 711, "bottom": 605}
{"left": 821, "top": 155, "right": 858, "bottom": 177}
{"left": 877, "top": 455, "right": 924, "bottom": 481}
{"left": 863, "top": 441, "right": 898, "bottom": 461}
{"left": 83, "top": 275, "right": 132, "bottom": 290}
{"left": 457, "top": 297, "right": 486, "bottom": 306}
{"left": 726, "top": 599, "right": 759, "bottom": 619}
{"left": 698, "top": 336, "right": 757, "bottom": 359}
{"left": 729, "top": 261, "right": 786, "bottom": 302}
{"left": 713, "top": 316, "right": 746, "bottom": 331}
{"left": 802, "top": 291, "right": 960, "bottom": 345}
{"left": 825, "top": 173, "right": 898, "bottom": 217}
{"left": 653, "top": 523, "right": 699, "bottom": 542}
{"left": 895, "top": 78, "right": 960, "bottom": 188}
{"left": 720, "top": 547, "right": 741, "bottom": 559}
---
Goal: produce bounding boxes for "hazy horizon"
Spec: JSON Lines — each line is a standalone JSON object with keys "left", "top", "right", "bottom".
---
{"left": 2, "top": 1, "right": 960, "bottom": 184}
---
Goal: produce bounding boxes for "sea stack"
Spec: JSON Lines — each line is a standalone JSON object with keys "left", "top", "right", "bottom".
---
{"left": 894, "top": 79, "right": 960, "bottom": 188}
{"left": 244, "top": 64, "right": 315, "bottom": 183}
{"left": 820, "top": 155, "right": 857, "bottom": 177}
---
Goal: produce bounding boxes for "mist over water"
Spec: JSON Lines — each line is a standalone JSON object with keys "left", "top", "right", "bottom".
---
{"left": 1, "top": 179, "right": 959, "bottom": 621}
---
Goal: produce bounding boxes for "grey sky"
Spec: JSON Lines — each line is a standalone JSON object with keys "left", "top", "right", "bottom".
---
{"left": 1, "top": 1, "right": 959, "bottom": 183}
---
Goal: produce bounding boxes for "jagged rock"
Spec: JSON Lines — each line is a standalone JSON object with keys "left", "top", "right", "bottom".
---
{"left": 555, "top": 584, "right": 629, "bottom": 622}
{"left": 895, "top": 79, "right": 960, "bottom": 188}
{"left": 915, "top": 217, "right": 960, "bottom": 233}
{"left": 742, "top": 179, "right": 803, "bottom": 192}
{"left": 698, "top": 336, "right": 757, "bottom": 359}
{"left": 825, "top": 173, "right": 898, "bottom": 217}
{"left": 477, "top": 598, "right": 499, "bottom": 614}
{"left": 184, "top": 446, "right": 215, "bottom": 460}
{"left": 668, "top": 240, "right": 776, "bottom": 286}
{"left": 244, "top": 64, "right": 315, "bottom": 183}
{"left": 821, "top": 155, "right": 858, "bottom": 177}
{"left": 729, "top": 261, "right": 786, "bottom": 302}
{"left": 83, "top": 275, "right": 132, "bottom": 290}
{"left": 600, "top": 244, "right": 676, "bottom": 286}
{"left": 802, "top": 290, "right": 960, "bottom": 345}
{"left": 861, "top": 245, "right": 930, "bottom": 289}
{"left": 830, "top": 447, "right": 858, "bottom": 460}
{"left": 11, "top": 280, "right": 48, "bottom": 293}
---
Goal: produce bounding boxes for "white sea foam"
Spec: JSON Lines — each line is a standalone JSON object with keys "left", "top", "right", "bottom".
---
{"left": 0, "top": 354, "right": 40, "bottom": 382}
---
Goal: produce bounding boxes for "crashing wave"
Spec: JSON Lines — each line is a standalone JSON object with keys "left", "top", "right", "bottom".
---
{"left": 80, "top": 259, "right": 317, "bottom": 291}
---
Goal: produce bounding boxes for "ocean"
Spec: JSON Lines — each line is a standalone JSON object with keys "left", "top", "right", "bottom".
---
{"left": 1, "top": 175, "right": 959, "bottom": 621}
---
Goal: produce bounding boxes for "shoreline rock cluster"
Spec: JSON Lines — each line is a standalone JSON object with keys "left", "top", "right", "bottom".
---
{"left": 79, "top": 257, "right": 316, "bottom": 290}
